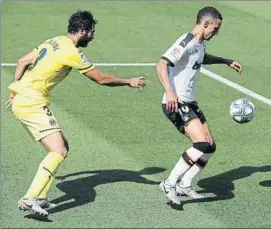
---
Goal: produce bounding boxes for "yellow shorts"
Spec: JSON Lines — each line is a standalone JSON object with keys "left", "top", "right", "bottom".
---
{"left": 12, "top": 94, "right": 61, "bottom": 141}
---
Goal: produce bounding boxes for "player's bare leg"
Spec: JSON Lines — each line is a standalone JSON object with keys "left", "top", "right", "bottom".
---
{"left": 176, "top": 121, "right": 216, "bottom": 199}
{"left": 41, "top": 131, "right": 69, "bottom": 157}
{"left": 160, "top": 118, "right": 208, "bottom": 204}
{"left": 169, "top": 118, "right": 209, "bottom": 199}
{"left": 18, "top": 131, "right": 68, "bottom": 215}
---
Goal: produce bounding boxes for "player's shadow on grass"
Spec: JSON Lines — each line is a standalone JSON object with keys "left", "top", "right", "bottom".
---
{"left": 184, "top": 165, "right": 271, "bottom": 204}
{"left": 259, "top": 180, "right": 271, "bottom": 187}
{"left": 170, "top": 165, "right": 271, "bottom": 210}
{"left": 48, "top": 167, "right": 166, "bottom": 214}
{"left": 24, "top": 214, "right": 53, "bottom": 222}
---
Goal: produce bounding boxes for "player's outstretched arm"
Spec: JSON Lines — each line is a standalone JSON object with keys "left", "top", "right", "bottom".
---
{"left": 203, "top": 53, "right": 242, "bottom": 73}
{"left": 84, "top": 68, "right": 146, "bottom": 90}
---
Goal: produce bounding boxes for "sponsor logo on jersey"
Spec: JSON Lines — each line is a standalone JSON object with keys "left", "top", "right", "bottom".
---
{"left": 180, "top": 40, "right": 186, "bottom": 47}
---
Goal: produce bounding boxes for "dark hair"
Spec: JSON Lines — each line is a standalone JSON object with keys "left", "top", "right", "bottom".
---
{"left": 196, "top": 6, "right": 223, "bottom": 24}
{"left": 68, "top": 10, "right": 98, "bottom": 34}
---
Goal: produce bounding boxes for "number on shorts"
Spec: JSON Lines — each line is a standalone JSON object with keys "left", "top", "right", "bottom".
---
{"left": 43, "top": 106, "right": 52, "bottom": 116}
{"left": 28, "top": 48, "right": 47, "bottom": 71}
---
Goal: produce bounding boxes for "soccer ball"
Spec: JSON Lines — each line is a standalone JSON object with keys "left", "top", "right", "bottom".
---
{"left": 229, "top": 98, "right": 255, "bottom": 123}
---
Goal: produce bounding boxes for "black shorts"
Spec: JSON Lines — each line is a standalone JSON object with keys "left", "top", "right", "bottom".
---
{"left": 162, "top": 101, "right": 207, "bottom": 134}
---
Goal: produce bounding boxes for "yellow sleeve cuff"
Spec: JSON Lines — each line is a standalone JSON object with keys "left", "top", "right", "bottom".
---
{"left": 78, "top": 64, "right": 95, "bottom": 74}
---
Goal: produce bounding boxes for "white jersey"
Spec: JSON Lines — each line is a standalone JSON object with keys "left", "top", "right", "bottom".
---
{"left": 161, "top": 33, "right": 206, "bottom": 103}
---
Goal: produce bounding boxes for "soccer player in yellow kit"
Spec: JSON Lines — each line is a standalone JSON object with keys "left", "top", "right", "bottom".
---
{"left": 6, "top": 10, "right": 146, "bottom": 216}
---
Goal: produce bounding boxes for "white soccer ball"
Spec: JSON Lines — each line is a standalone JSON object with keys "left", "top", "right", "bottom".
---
{"left": 229, "top": 98, "right": 255, "bottom": 124}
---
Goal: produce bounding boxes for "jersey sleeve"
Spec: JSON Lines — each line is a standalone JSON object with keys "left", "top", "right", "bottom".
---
{"left": 65, "top": 49, "right": 95, "bottom": 74}
{"left": 162, "top": 33, "right": 193, "bottom": 67}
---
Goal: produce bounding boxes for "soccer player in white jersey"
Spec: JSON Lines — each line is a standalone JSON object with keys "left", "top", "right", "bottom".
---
{"left": 156, "top": 6, "right": 242, "bottom": 205}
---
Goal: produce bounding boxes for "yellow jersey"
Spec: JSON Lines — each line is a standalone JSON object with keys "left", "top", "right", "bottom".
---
{"left": 8, "top": 36, "right": 94, "bottom": 103}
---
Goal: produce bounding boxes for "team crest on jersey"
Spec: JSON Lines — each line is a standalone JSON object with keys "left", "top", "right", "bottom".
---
{"left": 49, "top": 119, "right": 57, "bottom": 126}
{"left": 80, "top": 52, "right": 89, "bottom": 64}
{"left": 181, "top": 106, "right": 189, "bottom": 113}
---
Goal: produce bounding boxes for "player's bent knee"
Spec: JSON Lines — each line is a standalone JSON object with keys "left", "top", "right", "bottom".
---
{"left": 209, "top": 142, "right": 216, "bottom": 153}
{"left": 61, "top": 136, "right": 69, "bottom": 158}
{"left": 193, "top": 142, "right": 216, "bottom": 155}
{"left": 62, "top": 148, "right": 69, "bottom": 158}
{"left": 63, "top": 137, "right": 69, "bottom": 153}
{"left": 193, "top": 142, "right": 211, "bottom": 154}
{"left": 55, "top": 147, "right": 68, "bottom": 158}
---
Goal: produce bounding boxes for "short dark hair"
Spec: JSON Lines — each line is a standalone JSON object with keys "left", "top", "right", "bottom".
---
{"left": 68, "top": 10, "right": 98, "bottom": 34}
{"left": 196, "top": 6, "right": 223, "bottom": 24}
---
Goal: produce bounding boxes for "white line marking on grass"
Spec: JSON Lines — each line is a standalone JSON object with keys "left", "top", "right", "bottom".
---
{"left": 1, "top": 63, "right": 17, "bottom": 66}
{"left": 2, "top": 62, "right": 271, "bottom": 106}
{"left": 1, "top": 63, "right": 156, "bottom": 67}
{"left": 200, "top": 67, "right": 271, "bottom": 106}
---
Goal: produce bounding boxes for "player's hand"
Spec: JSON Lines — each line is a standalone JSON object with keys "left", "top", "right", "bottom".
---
{"left": 206, "top": 132, "right": 214, "bottom": 145}
{"left": 229, "top": 61, "right": 242, "bottom": 74}
{"left": 5, "top": 92, "right": 14, "bottom": 110}
{"left": 166, "top": 90, "right": 178, "bottom": 112}
{"left": 128, "top": 77, "right": 146, "bottom": 91}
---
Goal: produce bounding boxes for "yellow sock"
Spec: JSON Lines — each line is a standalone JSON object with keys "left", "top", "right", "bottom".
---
{"left": 24, "top": 152, "right": 64, "bottom": 198}
{"left": 37, "top": 171, "right": 56, "bottom": 199}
